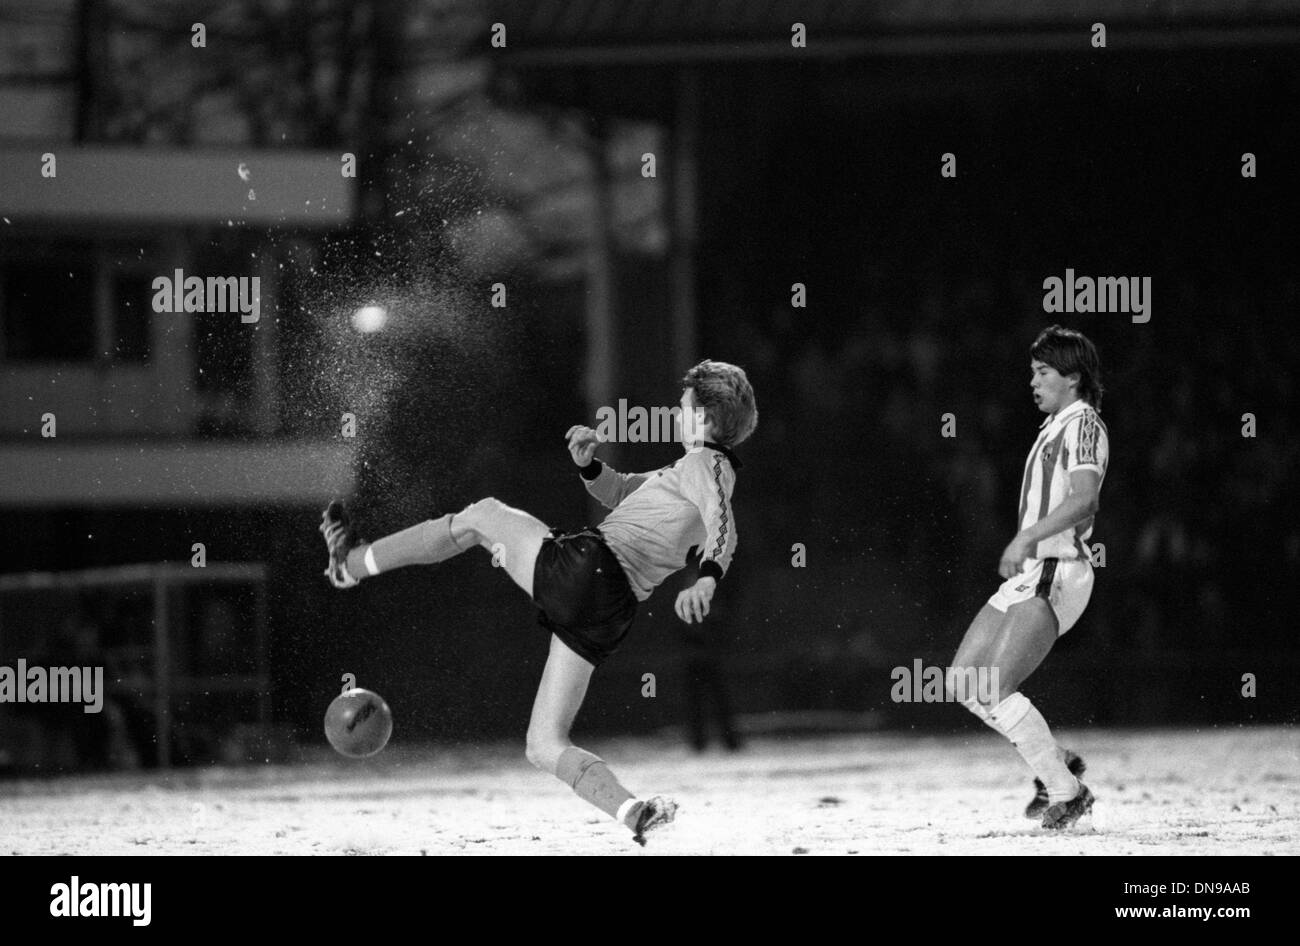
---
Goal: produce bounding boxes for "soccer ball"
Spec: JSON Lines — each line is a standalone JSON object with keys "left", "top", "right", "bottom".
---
{"left": 325, "top": 688, "right": 393, "bottom": 758}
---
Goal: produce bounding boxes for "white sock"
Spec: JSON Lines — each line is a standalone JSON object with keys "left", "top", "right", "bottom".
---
{"left": 960, "top": 697, "right": 998, "bottom": 730}
{"left": 989, "top": 692, "right": 1079, "bottom": 803}
{"left": 615, "top": 797, "right": 641, "bottom": 827}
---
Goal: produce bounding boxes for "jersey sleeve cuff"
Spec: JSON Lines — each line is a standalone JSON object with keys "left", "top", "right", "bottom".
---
{"left": 579, "top": 459, "right": 604, "bottom": 481}
{"left": 698, "top": 559, "right": 724, "bottom": 582}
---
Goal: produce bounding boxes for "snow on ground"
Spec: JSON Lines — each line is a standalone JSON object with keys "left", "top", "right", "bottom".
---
{"left": 2, "top": 727, "right": 1296, "bottom": 855}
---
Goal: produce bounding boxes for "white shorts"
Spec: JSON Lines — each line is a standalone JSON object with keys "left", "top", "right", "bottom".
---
{"left": 988, "top": 557, "right": 1094, "bottom": 635}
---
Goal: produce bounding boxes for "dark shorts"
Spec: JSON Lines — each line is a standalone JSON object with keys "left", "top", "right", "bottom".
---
{"left": 532, "top": 527, "right": 638, "bottom": 666}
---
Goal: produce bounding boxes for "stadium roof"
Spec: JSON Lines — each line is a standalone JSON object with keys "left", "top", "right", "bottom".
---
{"left": 490, "top": 0, "right": 1300, "bottom": 65}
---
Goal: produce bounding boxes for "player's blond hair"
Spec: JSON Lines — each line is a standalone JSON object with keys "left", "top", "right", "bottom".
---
{"left": 681, "top": 360, "right": 758, "bottom": 448}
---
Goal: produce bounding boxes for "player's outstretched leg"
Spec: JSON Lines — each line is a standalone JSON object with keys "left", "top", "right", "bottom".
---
{"left": 950, "top": 599, "right": 1093, "bottom": 827}
{"left": 986, "top": 600, "right": 1092, "bottom": 827}
{"left": 526, "top": 634, "right": 676, "bottom": 846}
{"left": 320, "top": 497, "right": 550, "bottom": 597}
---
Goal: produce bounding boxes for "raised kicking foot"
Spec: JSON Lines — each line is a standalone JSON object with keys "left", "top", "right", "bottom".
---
{"left": 320, "top": 500, "right": 361, "bottom": 589}
{"left": 1025, "top": 749, "right": 1087, "bottom": 819}
{"left": 1042, "top": 781, "right": 1095, "bottom": 831}
{"left": 629, "top": 796, "right": 678, "bottom": 847}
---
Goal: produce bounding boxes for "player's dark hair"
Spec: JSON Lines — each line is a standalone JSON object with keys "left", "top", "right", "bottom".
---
{"left": 681, "top": 359, "right": 758, "bottom": 447}
{"left": 1031, "top": 325, "right": 1104, "bottom": 410}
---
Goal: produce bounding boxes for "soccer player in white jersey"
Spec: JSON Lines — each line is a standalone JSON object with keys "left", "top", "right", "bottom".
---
{"left": 947, "top": 325, "right": 1109, "bottom": 829}
{"left": 318, "top": 360, "right": 756, "bottom": 846}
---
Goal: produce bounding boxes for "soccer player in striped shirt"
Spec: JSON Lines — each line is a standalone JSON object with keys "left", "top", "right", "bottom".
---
{"left": 947, "top": 326, "right": 1109, "bottom": 829}
{"left": 319, "top": 360, "right": 756, "bottom": 845}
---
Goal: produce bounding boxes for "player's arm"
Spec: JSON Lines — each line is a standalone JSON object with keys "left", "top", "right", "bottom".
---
{"left": 999, "top": 470, "right": 1101, "bottom": 578}
{"left": 565, "top": 425, "right": 651, "bottom": 509}
{"left": 675, "top": 454, "right": 738, "bottom": 623}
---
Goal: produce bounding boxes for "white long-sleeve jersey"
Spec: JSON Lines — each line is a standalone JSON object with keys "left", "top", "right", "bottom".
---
{"left": 580, "top": 442, "right": 740, "bottom": 602}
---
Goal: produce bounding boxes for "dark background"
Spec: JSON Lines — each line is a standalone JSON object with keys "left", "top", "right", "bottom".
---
{"left": 1, "top": 3, "right": 1297, "bottom": 765}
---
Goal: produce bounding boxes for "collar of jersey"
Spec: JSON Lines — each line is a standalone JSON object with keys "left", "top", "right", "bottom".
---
{"left": 1039, "top": 397, "right": 1090, "bottom": 430}
{"left": 701, "top": 440, "right": 743, "bottom": 469}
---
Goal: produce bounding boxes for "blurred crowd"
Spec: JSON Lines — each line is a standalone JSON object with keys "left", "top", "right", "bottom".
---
{"left": 726, "top": 251, "right": 1298, "bottom": 665}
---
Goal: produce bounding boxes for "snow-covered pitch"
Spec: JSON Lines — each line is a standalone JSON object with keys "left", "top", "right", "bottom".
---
{"left": 3, "top": 727, "right": 1295, "bottom": 855}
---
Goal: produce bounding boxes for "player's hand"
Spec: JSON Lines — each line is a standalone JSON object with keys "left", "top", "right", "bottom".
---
{"left": 998, "top": 533, "right": 1035, "bottom": 579}
{"left": 675, "top": 577, "right": 716, "bottom": 624}
{"left": 564, "top": 425, "right": 602, "bottom": 467}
